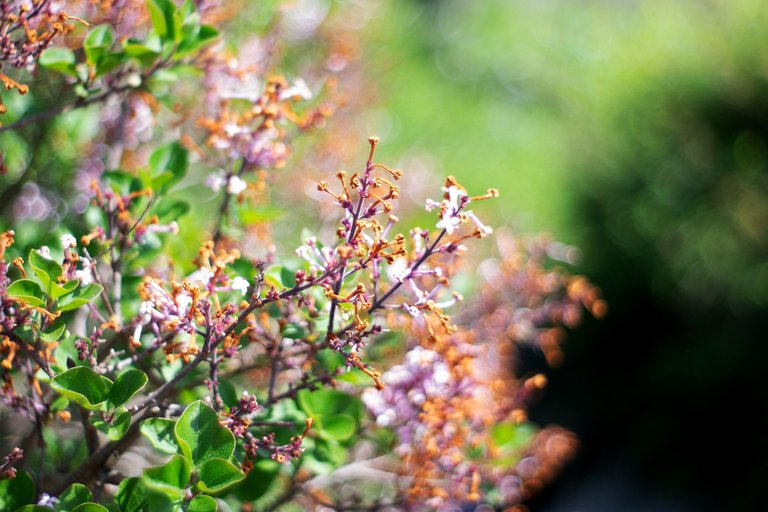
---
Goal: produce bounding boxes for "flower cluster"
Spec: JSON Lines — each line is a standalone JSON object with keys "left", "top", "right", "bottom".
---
{"left": 362, "top": 340, "right": 484, "bottom": 508}
{"left": 0, "top": 1, "right": 599, "bottom": 510}
{"left": 467, "top": 232, "right": 607, "bottom": 366}
{"left": 0, "top": 1, "right": 84, "bottom": 112}
{"left": 357, "top": 233, "right": 603, "bottom": 510}
{"left": 0, "top": 447, "right": 23, "bottom": 480}
{"left": 243, "top": 417, "right": 313, "bottom": 467}
{"left": 221, "top": 391, "right": 261, "bottom": 438}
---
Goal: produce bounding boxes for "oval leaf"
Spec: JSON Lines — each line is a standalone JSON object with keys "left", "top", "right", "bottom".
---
{"left": 40, "top": 323, "right": 66, "bottom": 342}
{"left": 197, "top": 457, "right": 244, "bottom": 494}
{"left": 57, "top": 283, "right": 103, "bottom": 312}
{"left": 6, "top": 279, "right": 45, "bottom": 307}
{"left": 56, "top": 483, "right": 92, "bottom": 512}
{"left": 174, "top": 401, "right": 235, "bottom": 465}
{"left": 39, "top": 47, "right": 76, "bottom": 76}
{"left": 91, "top": 408, "right": 131, "bottom": 441}
{"left": 84, "top": 24, "right": 115, "bottom": 65}
{"left": 115, "top": 477, "right": 147, "bottom": 512}
{"left": 319, "top": 414, "right": 356, "bottom": 442}
{"left": 50, "top": 278, "right": 79, "bottom": 301}
{"left": 108, "top": 369, "right": 148, "bottom": 409}
{"left": 29, "top": 249, "right": 63, "bottom": 293}
{"left": 188, "top": 495, "right": 217, "bottom": 512}
{"left": 144, "top": 454, "right": 191, "bottom": 493}
{"left": 140, "top": 418, "right": 181, "bottom": 454}
{"left": 0, "top": 470, "right": 34, "bottom": 511}
{"left": 51, "top": 367, "right": 113, "bottom": 409}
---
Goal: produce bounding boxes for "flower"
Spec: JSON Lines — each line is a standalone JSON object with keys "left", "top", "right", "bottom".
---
{"left": 279, "top": 78, "right": 313, "bottom": 101}
{"left": 231, "top": 276, "right": 250, "bottom": 295}
{"left": 60, "top": 233, "right": 77, "bottom": 249}
{"left": 227, "top": 175, "right": 248, "bottom": 195}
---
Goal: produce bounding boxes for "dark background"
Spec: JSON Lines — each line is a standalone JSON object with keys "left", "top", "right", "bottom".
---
{"left": 366, "top": 0, "right": 768, "bottom": 509}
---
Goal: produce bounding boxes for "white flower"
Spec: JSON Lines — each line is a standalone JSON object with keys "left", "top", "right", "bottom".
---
{"left": 60, "top": 233, "right": 77, "bottom": 249}
{"left": 139, "top": 300, "right": 155, "bottom": 318}
{"left": 37, "top": 246, "right": 52, "bottom": 259}
{"left": 73, "top": 267, "right": 93, "bottom": 286}
{"left": 227, "top": 175, "right": 248, "bottom": 195}
{"left": 376, "top": 409, "right": 397, "bottom": 427}
{"left": 424, "top": 198, "right": 440, "bottom": 212}
{"left": 176, "top": 293, "right": 193, "bottom": 316}
{"left": 231, "top": 276, "right": 249, "bottom": 295}
{"left": 432, "top": 362, "right": 451, "bottom": 385}
{"left": 436, "top": 211, "right": 461, "bottom": 234}
{"left": 146, "top": 221, "right": 179, "bottom": 236}
{"left": 37, "top": 493, "right": 58, "bottom": 507}
{"left": 387, "top": 258, "right": 410, "bottom": 283}
{"left": 188, "top": 267, "right": 214, "bottom": 285}
{"left": 445, "top": 185, "right": 463, "bottom": 212}
{"left": 224, "top": 121, "right": 249, "bottom": 138}
{"left": 467, "top": 211, "right": 492, "bottom": 236}
{"left": 279, "top": 78, "right": 313, "bottom": 101}
{"left": 206, "top": 171, "right": 227, "bottom": 192}
{"left": 132, "top": 322, "right": 144, "bottom": 345}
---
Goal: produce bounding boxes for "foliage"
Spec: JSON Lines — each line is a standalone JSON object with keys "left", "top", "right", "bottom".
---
{"left": 0, "top": 1, "right": 600, "bottom": 510}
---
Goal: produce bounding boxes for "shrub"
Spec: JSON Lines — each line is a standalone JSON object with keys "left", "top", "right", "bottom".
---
{"left": 0, "top": 1, "right": 600, "bottom": 510}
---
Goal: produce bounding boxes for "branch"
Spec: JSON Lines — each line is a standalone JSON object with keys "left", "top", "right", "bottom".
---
{"left": 49, "top": 406, "right": 160, "bottom": 495}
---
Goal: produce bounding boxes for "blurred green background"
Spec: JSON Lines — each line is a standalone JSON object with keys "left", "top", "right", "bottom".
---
{"left": 361, "top": 0, "right": 768, "bottom": 509}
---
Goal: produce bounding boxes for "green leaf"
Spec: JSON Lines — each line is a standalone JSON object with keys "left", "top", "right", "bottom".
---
{"left": 50, "top": 395, "right": 69, "bottom": 413}
{"left": 91, "top": 408, "right": 131, "bottom": 441}
{"left": 197, "top": 457, "right": 244, "bottom": 494}
{"left": 71, "top": 504, "right": 109, "bottom": 512}
{"left": 313, "top": 438, "right": 348, "bottom": 466}
{"left": 281, "top": 324, "right": 307, "bottom": 340}
{"left": 187, "top": 495, "right": 217, "bottom": 512}
{"left": 297, "top": 389, "right": 362, "bottom": 444}
{"left": 50, "top": 279, "right": 79, "bottom": 301}
{"left": 53, "top": 335, "right": 85, "bottom": 371}
{"left": 218, "top": 380, "right": 237, "bottom": 409}
{"left": 297, "top": 388, "right": 361, "bottom": 420}
{"left": 318, "top": 414, "right": 356, "bottom": 441}
{"left": 56, "top": 483, "right": 92, "bottom": 512}
{"left": 0, "top": 470, "right": 34, "bottom": 510}
{"left": 6, "top": 279, "right": 45, "bottom": 307}
{"left": 41, "top": 322, "right": 66, "bottom": 342}
{"left": 29, "top": 249, "right": 63, "bottom": 294}
{"left": 108, "top": 369, "right": 148, "bottom": 409}
{"left": 149, "top": 142, "right": 188, "bottom": 194}
{"left": 57, "top": 283, "right": 103, "bottom": 312}
{"left": 140, "top": 418, "right": 181, "bottom": 454}
{"left": 154, "top": 199, "right": 189, "bottom": 223}
{"left": 279, "top": 260, "right": 304, "bottom": 288}
{"left": 174, "top": 401, "right": 235, "bottom": 465}
{"left": 84, "top": 25, "right": 115, "bottom": 66}
{"left": 491, "top": 422, "right": 536, "bottom": 451}
{"left": 115, "top": 477, "right": 147, "bottom": 512}
{"left": 123, "top": 36, "right": 162, "bottom": 62}
{"left": 144, "top": 454, "right": 192, "bottom": 493}
{"left": 147, "top": 0, "right": 182, "bottom": 43}
{"left": 177, "top": 24, "right": 220, "bottom": 57}
{"left": 179, "top": 0, "right": 196, "bottom": 20}
{"left": 145, "top": 490, "right": 180, "bottom": 512}
{"left": 102, "top": 170, "right": 143, "bottom": 196}
{"left": 51, "top": 367, "right": 113, "bottom": 409}
{"left": 16, "top": 506, "right": 54, "bottom": 512}
{"left": 39, "top": 47, "right": 77, "bottom": 76}
{"left": 95, "top": 52, "right": 126, "bottom": 76}
{"left": 238, "top": 206, "right": 283, "bottom": 224}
